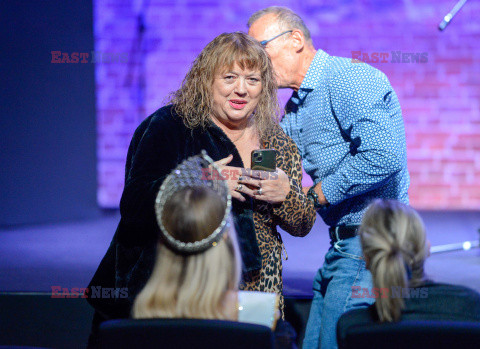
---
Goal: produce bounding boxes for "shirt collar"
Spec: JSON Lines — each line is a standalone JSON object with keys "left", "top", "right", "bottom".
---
{"left": 295, "top": 49, "right": 330, "bottom": 102}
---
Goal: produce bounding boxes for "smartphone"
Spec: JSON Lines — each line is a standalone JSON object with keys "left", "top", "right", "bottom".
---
{"left": 251, "top": 149, "right": 277, "bottom": 172}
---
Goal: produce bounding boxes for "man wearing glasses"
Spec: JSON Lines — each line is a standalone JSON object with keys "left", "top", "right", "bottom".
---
{"left": 248, "top": 6, "right": 410, "bottom": 349}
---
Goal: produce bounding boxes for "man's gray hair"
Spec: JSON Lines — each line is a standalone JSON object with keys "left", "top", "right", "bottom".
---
{"left": 247, "top": 6, "right": 312, "bottom": 44}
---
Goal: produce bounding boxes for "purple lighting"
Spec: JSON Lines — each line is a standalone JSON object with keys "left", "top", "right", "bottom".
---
{"left": 95, "top": 0, "right": 480, "bottom": 209}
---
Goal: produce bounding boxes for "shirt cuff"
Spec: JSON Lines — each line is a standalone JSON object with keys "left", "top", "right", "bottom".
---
{"left": 321, "top": 175, "right": 344, "bottom": 206}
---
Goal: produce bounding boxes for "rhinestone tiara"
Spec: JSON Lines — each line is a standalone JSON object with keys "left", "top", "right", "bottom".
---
{"left": 154, "top": 150, "right": 232, "bottom": 254}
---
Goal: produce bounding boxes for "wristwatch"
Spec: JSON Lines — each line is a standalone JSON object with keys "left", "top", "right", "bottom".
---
{"left": 307, "top": 184, "right": 325, "bottom": 209}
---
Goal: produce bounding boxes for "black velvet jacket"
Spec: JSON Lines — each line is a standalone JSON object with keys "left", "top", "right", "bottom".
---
{"left": 88, "top": 105, "right": 273, "bottom": 318}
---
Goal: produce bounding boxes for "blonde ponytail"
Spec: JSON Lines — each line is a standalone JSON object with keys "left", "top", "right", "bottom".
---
{"left": 360, "top": 200, "right": 427, "bottom": 322}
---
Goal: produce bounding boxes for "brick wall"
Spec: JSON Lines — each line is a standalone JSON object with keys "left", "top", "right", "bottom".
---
{"left": 95, "top": 0, "right": 480, "bottom": 209}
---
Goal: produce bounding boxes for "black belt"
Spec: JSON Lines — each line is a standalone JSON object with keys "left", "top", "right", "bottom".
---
{"left": 329, "top": 225, "right": 360, "bottom": 242}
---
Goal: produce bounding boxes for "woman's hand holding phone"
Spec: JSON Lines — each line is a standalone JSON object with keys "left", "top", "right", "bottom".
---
{"left": 214, "top": 154, "right": 290, "bottom": 204}
{"left": 213, "top": 154, "right": 269, "bottom": 203}
{"left": 213, "top": 155, "right": 248, "bottom": 203}
{"left": 237, "top": 168, "right": 290, "bottom": 204}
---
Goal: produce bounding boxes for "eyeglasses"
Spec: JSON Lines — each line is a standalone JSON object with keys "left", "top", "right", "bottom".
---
{"left": 260, "top": 30, "right": 293, "bottom": 47}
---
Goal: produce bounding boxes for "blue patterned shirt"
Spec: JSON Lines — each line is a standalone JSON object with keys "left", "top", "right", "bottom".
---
{"left": 281, "top": 50, "right": 409, "bottom": 227}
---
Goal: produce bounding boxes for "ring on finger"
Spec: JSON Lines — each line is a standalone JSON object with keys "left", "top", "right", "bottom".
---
{"left": 235, "top": 184, "right": 244, "bottom": 191}
{"left": 256, "top": 187, "right": 263, "bottom": 195}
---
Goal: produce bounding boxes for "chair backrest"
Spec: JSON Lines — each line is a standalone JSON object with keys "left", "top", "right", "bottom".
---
{"left": 337, "top": 319, "right": 480, "bottom": 349}
{"left": 98, "top": 318, "right": 275, "bottom": 349}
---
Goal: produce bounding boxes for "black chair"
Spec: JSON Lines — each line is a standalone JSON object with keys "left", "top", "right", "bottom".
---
{"left": 98, "top": 318, "right": 275, "bottom": 349}
{"left": 337, "top": 319, "right": 480, "bottom": 349}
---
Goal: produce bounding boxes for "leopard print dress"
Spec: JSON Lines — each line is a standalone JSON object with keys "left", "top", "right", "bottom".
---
{"left": 239, "top": 126, "right": 317, "bottom": 314}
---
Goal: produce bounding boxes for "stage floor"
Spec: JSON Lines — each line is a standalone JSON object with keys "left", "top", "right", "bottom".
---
{"left": 1, "top": 210, "right": 479, "bottom": 296}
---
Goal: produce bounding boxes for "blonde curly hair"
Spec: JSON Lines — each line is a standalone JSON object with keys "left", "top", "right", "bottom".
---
{"left": 168, "top": 32, "right": 280, "bottom": 141}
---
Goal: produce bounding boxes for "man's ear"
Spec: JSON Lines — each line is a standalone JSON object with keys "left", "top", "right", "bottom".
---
{"left": 425, "top": 239, "right": 431, "bottom": 258}
{"left": 290, "top": 29, "right": 305, "bottom": 51}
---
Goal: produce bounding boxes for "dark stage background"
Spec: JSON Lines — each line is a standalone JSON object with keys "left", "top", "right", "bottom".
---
{"left": 0, "top": 0, "right": 98, "bottom": 227}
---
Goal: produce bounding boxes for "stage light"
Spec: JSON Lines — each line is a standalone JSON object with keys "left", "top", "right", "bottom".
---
{"left": 462, "top": 241, "right": 472, "bottom": 251}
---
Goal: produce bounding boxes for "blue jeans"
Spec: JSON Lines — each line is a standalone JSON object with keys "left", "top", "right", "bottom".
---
{"left": 302, "top": 236, "right": 374, "bottom": 349}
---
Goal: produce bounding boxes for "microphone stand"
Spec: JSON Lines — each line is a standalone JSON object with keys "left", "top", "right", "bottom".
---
{"left": 438, "top": 0, "right": 468, "bottom": 31}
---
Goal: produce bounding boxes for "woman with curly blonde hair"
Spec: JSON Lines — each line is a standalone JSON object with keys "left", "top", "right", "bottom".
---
{"left": 87, "top": 32, "right": 316, "bottom": 343}
{"left": 169, "top": 32, "right": 279, "bottom": 142}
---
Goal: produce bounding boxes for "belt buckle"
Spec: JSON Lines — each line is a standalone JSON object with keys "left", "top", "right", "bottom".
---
{"left": 334, "top": 226, "right": 341, "bottom": 242}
